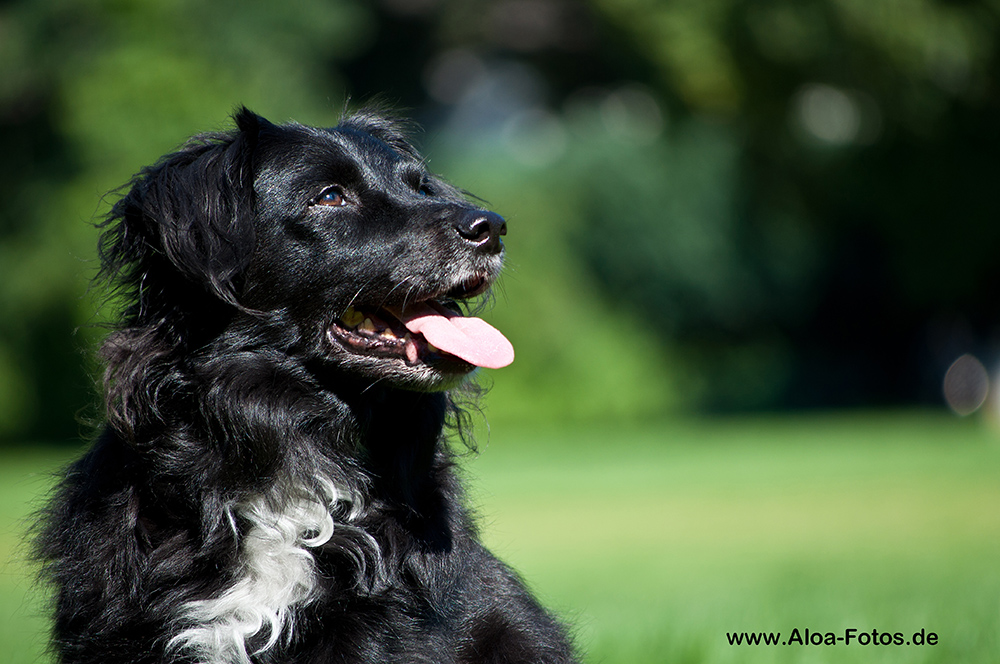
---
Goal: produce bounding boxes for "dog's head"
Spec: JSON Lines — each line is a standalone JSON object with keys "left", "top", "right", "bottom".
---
{"left": 101, "top": 108, "right": 512, "bottom": 392}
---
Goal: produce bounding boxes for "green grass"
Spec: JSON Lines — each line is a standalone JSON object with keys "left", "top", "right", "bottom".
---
{"left": 0, "top": 445, "right": 77, "bottom": 664}
{"left": 3, "top": 411, "right": 999, "bottom": 662}
{"left": 466, "top": 411, "right": 1000, "bottom": 663}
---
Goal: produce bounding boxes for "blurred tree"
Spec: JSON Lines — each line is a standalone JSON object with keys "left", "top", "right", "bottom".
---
{"left": 0, "top": 0, "right": 370, "bottom": 441}
{"left": 403, "top": 0, "right": 1000, "bottom": 410}
{"left": 3, "top": 0, "right": 1000, "bottom": 441}
{"left": 584, "top": 0, "right": 1000, "bottom": 408}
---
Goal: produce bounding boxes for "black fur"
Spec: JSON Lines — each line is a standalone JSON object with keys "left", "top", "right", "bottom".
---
{"left": 35, "top": 108, "right": 578, "bottom": 664}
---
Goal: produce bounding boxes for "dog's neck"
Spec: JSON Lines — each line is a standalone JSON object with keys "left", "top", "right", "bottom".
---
{"left": 339, "top": 383, "right": 451, "bottom": 509}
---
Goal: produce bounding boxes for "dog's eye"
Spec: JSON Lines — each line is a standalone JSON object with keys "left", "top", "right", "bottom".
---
{"left": 314, "top": 187, "right": 347, "bottom": 207}
{"left": 418, "top": 182, "right": 434, "bottom": 197}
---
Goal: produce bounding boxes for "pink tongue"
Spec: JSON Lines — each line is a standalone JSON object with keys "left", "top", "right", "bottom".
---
{"left": 390, "top": 302, "right": 514, "bottom": 369}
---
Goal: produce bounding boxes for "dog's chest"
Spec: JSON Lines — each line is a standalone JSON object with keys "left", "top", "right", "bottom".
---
{"left": 170, "top": 480, "right": 347, "bottom": 663}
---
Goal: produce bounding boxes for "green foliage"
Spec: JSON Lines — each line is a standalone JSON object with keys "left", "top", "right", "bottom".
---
{"left": 432, "top": 140, "right": 681, "bottom": 422}
{"left": 581, "top": 0, "right": 1000, "bottom": 408}
{"left": 0, "top": 0, "right": 370, "bottom": 440}
{"left": 4, "top": 0, "right": 1000, "bottom": 437}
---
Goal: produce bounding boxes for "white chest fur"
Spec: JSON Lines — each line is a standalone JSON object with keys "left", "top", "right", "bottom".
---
{"left": 169, "top": 479, "right": 345, "bottom": 664}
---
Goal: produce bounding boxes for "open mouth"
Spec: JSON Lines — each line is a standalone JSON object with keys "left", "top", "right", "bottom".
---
{"left": 325, "top": 276, "right": 514, "bottom": 371}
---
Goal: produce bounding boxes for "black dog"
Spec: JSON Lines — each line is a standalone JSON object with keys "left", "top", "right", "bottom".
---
{"left": 36, "top": 108, "right": 577, "bottom": 664}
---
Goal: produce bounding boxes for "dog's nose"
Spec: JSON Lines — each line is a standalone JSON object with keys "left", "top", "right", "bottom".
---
{"left": 455, "top": 210, "right": 506, "bottom": 253}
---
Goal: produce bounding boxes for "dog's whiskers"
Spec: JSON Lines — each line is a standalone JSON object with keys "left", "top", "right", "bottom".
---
{"left": 343, "top": 280, "right": 375, "bottom": 315}
{"left": 359, "top": 376, "right": 389, "bottom": 395}
{"left": 400, "top": 280, "right": 421, "bottom": 312}
{"left": 379, "top": 277, "right": 416, "bottom": 311}
{"left": 39, "top": 107, "right": 572, "bottom": 664}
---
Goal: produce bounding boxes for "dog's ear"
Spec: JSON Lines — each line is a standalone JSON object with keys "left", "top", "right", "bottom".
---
{"left": 234, "top": 105, "right": 268, "bottom": 138}
{"left": 99, "top": 112, "right": 268, "bottom": 321}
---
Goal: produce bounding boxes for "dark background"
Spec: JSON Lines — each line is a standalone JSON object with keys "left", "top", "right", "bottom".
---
{"left": 2, "top": 0, "right": 999, "bottom": 442}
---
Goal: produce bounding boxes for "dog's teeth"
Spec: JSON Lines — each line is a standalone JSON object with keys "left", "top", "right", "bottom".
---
{"left": 341, "top": 307, "right": 364, "bottom": 328}
{"left": 405, "top": 337, "right": 419, "bottom": 363}
{"left": 383, "top": 328, "right": 397, "bottom": 340}
{"left": 427, "top": 341, "right": 439, "bottom": 353}
{"left": 360, "top": 318, "right": 376, "bottom": 333}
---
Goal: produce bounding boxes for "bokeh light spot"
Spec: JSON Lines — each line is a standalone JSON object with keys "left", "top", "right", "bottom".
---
{"left": 943, "top": 354, "right": 989, "bottom": 416}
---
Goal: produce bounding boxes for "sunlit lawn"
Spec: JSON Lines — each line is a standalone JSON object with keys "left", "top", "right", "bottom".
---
{"left": 3, "top": 411, "right": 999, "bottom": 663}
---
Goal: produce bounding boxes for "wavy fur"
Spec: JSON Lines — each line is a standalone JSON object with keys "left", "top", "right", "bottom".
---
{"left": 35, "top": 108, "right": 577, "bottom": 664}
